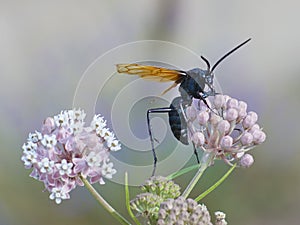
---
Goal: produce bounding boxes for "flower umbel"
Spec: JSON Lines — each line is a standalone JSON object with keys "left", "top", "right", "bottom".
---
{"left": 130, "top": 176, "right": 181, "bottom": 224}
{"left": 157, "top": 197, "right": 212, "bottom": 225}
{"left": 187, "top": 95, "right": 266, "bottom": 167}
{"left": 21, "top": 109, "right": 121, "bottom": 204}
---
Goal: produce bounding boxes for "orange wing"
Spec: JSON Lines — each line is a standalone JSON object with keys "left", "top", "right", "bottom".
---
{"left": 116, "top": 63, "right": 185, "bottom": 82}
{"left": 116, "top": 63, "right": 186, "bottom": 95}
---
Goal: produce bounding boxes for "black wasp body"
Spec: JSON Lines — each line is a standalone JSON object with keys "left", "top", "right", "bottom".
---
{"left": 117, "top": 38, "right": 251, "bottom": 175}
{"left": 169, "top": 68, "right": 211, "bottom": 145}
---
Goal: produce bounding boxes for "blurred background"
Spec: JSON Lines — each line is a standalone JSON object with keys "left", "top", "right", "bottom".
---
{"left": 1, "top": 1, "right": 300, "bottom": 224}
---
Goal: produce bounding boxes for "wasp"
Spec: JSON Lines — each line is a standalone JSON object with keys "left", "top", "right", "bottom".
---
{"left": 117, "top": 38, "right": 251, "bottom": 175}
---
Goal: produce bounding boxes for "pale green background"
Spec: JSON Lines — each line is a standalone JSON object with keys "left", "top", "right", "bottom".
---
{"left": 1, "top": 1, "right": 299, "bottom": 225}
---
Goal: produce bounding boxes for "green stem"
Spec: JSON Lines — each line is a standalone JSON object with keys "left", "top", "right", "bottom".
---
{"left": 195, "top": 163, "right": 236, "bottom": 202}
{"left": 80, "top": 176, "right": 131, "bottom": 225}
{"left": 125, "top": 173, "right": 141, "bottom": 225}
{"left": 182, "top": 152, "right": 214, "bottom": 198}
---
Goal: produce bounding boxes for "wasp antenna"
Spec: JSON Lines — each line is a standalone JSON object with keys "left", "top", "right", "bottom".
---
{"left": 200, "top": 55, "right": 211, "bottom": 71}
{"left": 211, "top": 38, "right": 251, "bottom": 73}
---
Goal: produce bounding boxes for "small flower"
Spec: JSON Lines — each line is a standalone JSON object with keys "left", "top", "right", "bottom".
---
{"left": 41, "top": 134, "right": 57, "bottom": 148}
{"left": 101, "top": 160, "right": 116, "bottom": 179}
{"left": 56, "top": 159, "right": 73, "bottom": 176}
{"left": 21, "top": 109, "right": 121, "bottom": 204}
{"left": 22, "top": 141, "right": 37, "bottom": 152}
{"left": 54, "top": 111, "right": 69, "bottom": 127}
{"left": 69, "top": 121, "right": 84, "bottom": 135}
{"left": 21, "top": 150, "right": 37, "bottom": 168}
{"left": 49, "top": 186, "right": 70, "bottom": 204}
{"left": 28, "top": 131, "right": 42, "bottom": 143}
{"left": 91, "top": 114, "right": 107, "bottom": 131}
{"left": 186, "top": 95, "right": 266, "bottom": 167}
{"left": 85, "top": 151, "right": 102, "bottom": 167}
{"left": 215, "top": 211, "right": 228, "bottom": 225}
{"left": 38, "top": 158, "right": 55, "bottom": 174}
{"left": 68, "top": 108, "right": 86, "bottom": 123}
{"left": 106, "top": 138, "right": 121, "bottom": 151}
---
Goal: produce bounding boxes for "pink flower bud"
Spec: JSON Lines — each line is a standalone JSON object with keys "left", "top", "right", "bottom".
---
{"left": 249, "top": 124, "right": 260, "bottom": 133}
{"left": 191, "top": 132, "right": 205, "bottom": 147}
{"left": 197, "top": 111, "right": 209, "bottom": 125}
{"left": 240, "top": 153, "right": 254, "bottom": 168}
{"left": 220, "top": 136, "right": 233, "bottom": 149}
{"left": 42, "top": 117, "right": 55, "bottom": 134}
{"left": 213, "top": 95, "right": 226, "bottom": 109}
{"left": 226, "top": 98, "right": 239, "bottom": 109}
{"left": 238, "top": 109, "right": 247, "bottom": 120}
{"left": 225, "top": 108, "right": 238, "bottom": 121}
{"left": 238, "top": 101, "right": 247, "bottom": 111}
{"left": 198, "top": 99, "right": 211, "bottom": 110}
{"left": 252, "top": 130, "right": 266, "bottom": 144}
{"left": 248, "top": 111, "right": 258, "bottom": 123}
{"left": 186, "top": 106, "right": 197, "bottom": 121}
{"left": 242, "top": 112, "right": 258, "bottom": 129}
{"left": 210, "top": 112, "right": 221, "bottom": 125}
{"left": 240, "top": 132, "right": 253, "bottom": 145}
{"left": 217, "top": 120, "right": 230, "bottom": 134}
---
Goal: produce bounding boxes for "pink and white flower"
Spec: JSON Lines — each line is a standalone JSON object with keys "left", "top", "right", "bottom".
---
{"left": 21, "top": 109, "right": 121, "bottom": 204}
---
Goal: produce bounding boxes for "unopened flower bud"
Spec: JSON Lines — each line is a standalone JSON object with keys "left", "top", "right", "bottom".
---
{"left": 240, "top": 132, "right": 253, "bottom": 145}
{"left": 252, "top": 130, "right": 266, "bottom": 144}
{"left": 249, "top": 124, "right": 260, "bottom": 133}
{"left": 197, "top": 111, "right": 209, "bottom": 125}
{"left": 225, "top": 108, "right": 238, "bottom": 121}
{"left": 242, "top": 111, "right": 258, "bottom": 129}
{"left": 220, "top": 136, "right": 233, "bottom": 149}
{"left": 239, "top": 153, "right": 254, "bottom": 168}
{"left": 192, "top": 132, "right": 205, "bottom": 147}
{"left": 238, "top": 108, "right": 247, "bottom": 119}
{"left": 210, "top": 112, "right": 221, "bottom": 125}
{"left": 226, "top": 98, "right": 239, "bottom": 109}
{"left": 238, "top": 101, "right": 247, "bottom": 111}
{"left": 42, "top": 117, "right": 55, "bottom": 134}
{"left": 213, "top": 94, "right": 226, "bottom": 109}
{"left": 186, "top": 106, "right": 197, "bottom": 121}
{"left": 217, "top": 120, "right": 230, "bottom": 134}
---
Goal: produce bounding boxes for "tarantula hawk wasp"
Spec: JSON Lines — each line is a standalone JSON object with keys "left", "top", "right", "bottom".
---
{"left": 116, "top": 38, "right": 251, "bottom": 175}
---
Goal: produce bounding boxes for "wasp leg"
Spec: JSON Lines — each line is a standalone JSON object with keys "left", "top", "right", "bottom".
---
{"left": 192, "top": 142, "right": 200, "bottom": 164}
{"left": 147, "top": 107, "right": 174, "bottom": 176}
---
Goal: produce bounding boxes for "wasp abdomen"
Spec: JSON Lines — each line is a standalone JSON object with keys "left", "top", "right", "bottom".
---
{"left": 168, "top": 97, "right": 189, "bottom": 145}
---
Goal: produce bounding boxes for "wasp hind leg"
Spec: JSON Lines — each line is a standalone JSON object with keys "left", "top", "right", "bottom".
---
{"left": 147, "top": 107, "right": 174, "bottom": 176}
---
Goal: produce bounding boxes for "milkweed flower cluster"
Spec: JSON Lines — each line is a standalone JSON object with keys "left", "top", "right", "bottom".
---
{"left": 157, "top": 197, "right": 212, "bottom": 225}
{"left": 186, "top": 94, "right": 266, "bottom": 167}
{"left": 130, "top": 176, "right": 223, "bottom": 225}
{"left": 130, "top": 176, "right": 181, "bottom": 224}
{"left": 21, "top": 109, "right": 121, "bottom": 204}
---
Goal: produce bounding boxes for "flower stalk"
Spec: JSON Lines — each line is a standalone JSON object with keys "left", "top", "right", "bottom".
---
{"left": 182, "top": 151, "right": 215, "bottom": 198}
{"left": 80, "top": 175, "right": 131, "bottom": 225}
